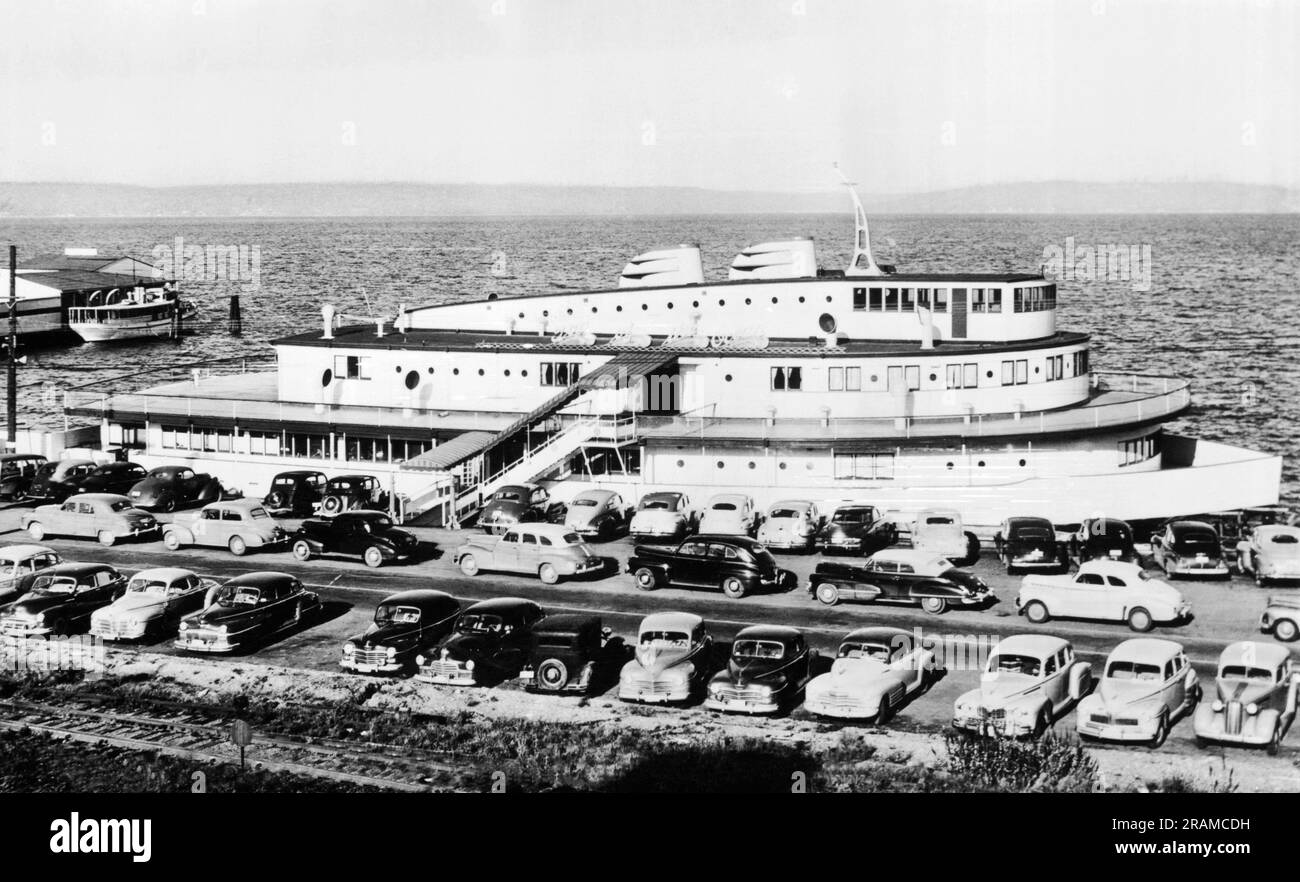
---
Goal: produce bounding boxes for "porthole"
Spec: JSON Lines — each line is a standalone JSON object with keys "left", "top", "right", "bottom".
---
{"left": 395, "top": 366, "right": 402, "bottom": 373}
{"left": 642, "top": 304, "right": 648, "bottom": 310}
{"left": 724, "top": 374, "right": 733, "bottom": 382}
{"left": 320, "top": 369, "right": 333, "bottom": 387}
{"left": 518, "top": 312, "right": 525, "bottom": 319}
{"left": 747, "top": 461, "right": 756, "bottom": 469}
{"left": 521, "top": 370, "right": 528, "bottom": 377}
{"left": 716, "top": 461, "right": 725, "bottom": 469}
{"left": 946, "top": 462, "right": 954, "bottom": 470}
{"left": 977, "top": 460, "right": 986, "bottom": 467}
{"left": 692, "top": 300, "right": 699, "bottom": 308}
{"left": 986, "top": 370, "right": 994, "bottom": 379}
{"left": 819, "top": 313, "right": 837, "bottom": 334}
{"left": 1034, "top": 366, "right": 1040, "bottom": 374}
{"left": 798, "top": 296, "right": 805, "bottom": 303}
{"left": 745, "top": 298, "right": 752, "bottom": 305}
{"left": 771, "top": 296, "right": 779, "bottom": 304}
{"left": 453, "top": 368, "right": 460, "bottom": 376}
{"left": 427, "top": 367, "right": 435, "bottom": 374}
{"left": 719, "top": 299, "right": 726, "bottom": 306}
{"left": 478, "top": 369, "right": 485, "bottom": 376}
{"left": 667, "top": 302, "right": 674, "bottom": 309}
{"left": 1019, "top": 459, "right": 1027, "bottom": 467}
{"left": 806, "top": 462, "right": 815, "bottom": 471}
{"left": 929, "top": 373, "right": 937, "bottom": 382}
{"left": 592, "top": 307, "right": 598, "bottom": 313}
{"left": 870, "top": 375, "right": 879, "bottom": 383}
{"left": 779, "top": 462, "right": 788, "bottom": 470}
{"left": 566, "top": 308, "right": 573, "bottom": 315}
{"left": 542, "top": 310, "right": 549, "bottom": 317}
{"left": 404, "top": 370, "right": 419, "bottom": 390}
{"left": 826, "top": 296, "right": 833, "bottom": 302}
{"left": 616, "top": 305, "right": 623, "bottom": 312}
{"left": 504, "top": 369, "right": 511, "bottom": 377}
{"left": 676, "top": 459, "right": 685, "bottom": 468}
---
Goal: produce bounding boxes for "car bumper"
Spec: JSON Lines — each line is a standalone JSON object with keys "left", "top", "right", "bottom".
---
{"left": 805, "top": 699, "right": 879, "bottom": 720}
{"left": 1076, "top": 717, "right": 1158, "bottom": 742}
{"left": 415, "top": 663, "right": 479, "bottom": 685}
{"left": 0, "top": 623, "right": 52, "bottom": 639}
{"left": 952, "top": 714, "right": 1034, "bottom": 737}
{"left": 619, "top": 681, "right": 689, "bottom": 703}
{"left": 173, "top": 633, "right": 236, "bottom": 653}
{"left": 341, "top": 657, "right": 404, "bottom": 674}
{"left": 89, "top": 619, "right": 149, "bottom": 641}
{"left": 760, "top": 536, "right": 813, "bottom": 550}
{"left": 1168, "top": 562, "right": 1229, "bottom": 576}
{"left": 705, "top": 695, "right": 779, "bottom": 714}
{"left": 816, "top": 538, "right": 863, "bottom": 552}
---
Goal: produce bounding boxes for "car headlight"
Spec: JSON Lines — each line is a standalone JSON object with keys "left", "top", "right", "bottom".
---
{"left": 465, "top": 660, "right": 476, "bottom": 671}
{"left": 179, "top": 621, "right": 189, "bottom": 631}
{"left": 1212, "top": 699, "right": 1224, "bottom": 712}
{"left": 342, "top": 643, "right": 355, "bottom": 655}
{"left": 1247, "top": 703, "right": 1259, "bottom": 716}
{"left": 415, "top": 654, "right": 426, "bottom": 666}
{"left": 386, "top": 646, "right": 397, "bottom": 659}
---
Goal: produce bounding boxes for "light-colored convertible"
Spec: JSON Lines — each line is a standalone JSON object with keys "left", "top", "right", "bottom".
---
{"left": 1017, "top": 559, "right": 1190, "bottom": 632}
{"left": 1075, "top": 638, "right": 1200, "bottom": 746}
{"left": 163, "top": 499, "right": 288, "bottom": 556}
{"left": 953, "top": 635, "right": 1092, "bottom": 738}
{"left": 90, "top": 567, "right": 218, "bottom": 641}
{"left": 453, "top": 523, "right": 605, "bottom": 585}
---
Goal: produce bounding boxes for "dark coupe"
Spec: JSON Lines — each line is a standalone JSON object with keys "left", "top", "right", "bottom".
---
{"left": 0, "top": 563, "right": 127, "bottom": 638}
{"left": 174, "top": 572, "right": 320, "bottom": 653}
{"left": 341, "top": 589, "right": 461, "bottom": 674}
{"left": 414, "top": 597, "right": 544, "bottom": 685}
{"left": 1070, "top": 517, "right": 1139, "bottom": 564}
{"left": 262, "top": 470, "right": 327, "bottom": 516}
{"left": 519, "top": 613, "right": 622, "bottom": 694}
{"left": 627, "top": 535, "right": 797, "bottom": 599}
{"left": 704, "top": 625, "right": 814, "bottom": 714}
{"left": 809, "top": 548, "right": 993, "bottom": 614}
{"left": 318, "top": 474, "right": 390, "bottom": 516}
{"left": 994, "top": 516, "right": 1066, "bottom": 574}
{"left": 478, "top": 483, "right": 560, "bottom": 534}
{"left": 25, "top": 458, "right": 97, "bottom": 502}
{"left": 291, "top": 510, "right": 419, "bottom": 568}
{"left": 128, "top": 465, "right": 225, "bottom": 512}
{"left": 814, "top": 503, "right": 897, "bottom": 556}
{"left": 77, "top": 462, "right": 149, "bottom": 496}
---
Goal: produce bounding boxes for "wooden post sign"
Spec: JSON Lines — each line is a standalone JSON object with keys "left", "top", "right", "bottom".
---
{"left": 230, "top": 719, "right": 253, "bottom": 771}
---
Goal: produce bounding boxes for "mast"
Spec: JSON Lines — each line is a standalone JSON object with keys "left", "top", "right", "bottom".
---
{"left": 835, "top": 164, "right": 885, "bottom": 277}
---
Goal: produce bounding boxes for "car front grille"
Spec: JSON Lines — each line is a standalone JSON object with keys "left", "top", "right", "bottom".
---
{"left": 1090, "top": 713, "right": 1111, "bottom": 724}
{"left": 424, "top": 660, "right": 471, "bottom": 681}
{"left": 1224, "top": 701, "right": 1244, "bottom": 735}
{"left": 815, "top": 692, "right": 862, "bottom": 709}
{"left": 714, "top": 685, "right": 770, "bottom": 702}
{"left": 353, "top": 648, "right": 391, "bottom": 667}
{"left": 91, "top": 619, "right": 138, "bottom": 638}
{"left": 981, "top": 707, "right": 1006, "bottom": 721}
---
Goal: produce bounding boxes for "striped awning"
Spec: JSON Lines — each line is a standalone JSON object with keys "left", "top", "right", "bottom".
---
{"left": 400, "top": 430, "right": 495, "bottom": 472}
{"left": 574, "top": 352, "right": 677, "bottom": 390}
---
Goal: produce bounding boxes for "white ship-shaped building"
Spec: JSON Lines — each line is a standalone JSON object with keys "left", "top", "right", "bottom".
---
{"left": 65, "top": 192, "right": 1282, "bottom": 531}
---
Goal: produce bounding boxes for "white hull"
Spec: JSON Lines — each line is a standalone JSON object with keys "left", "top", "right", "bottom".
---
{"left": 70, "top": 316, "right": 178, "bottom": 342}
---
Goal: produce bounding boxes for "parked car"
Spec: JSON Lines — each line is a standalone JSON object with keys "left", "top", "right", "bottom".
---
{"left": 292, "top": 510, "right": 418, "bottom": 568}
{"left": 994, "top": 516, "right": 1066, "bottom": 574}
{"left": 25, "top": 458, "right": 97, "bottom": 502}
{"left": 1150, "top": 520, "right": 1229, "bottom": 579}
{"left": 479, "top": 483, "right": 558, "bottom": 534}
{"left": 1262, "top": 595, "right": 1300, "bottom": 642}
{"left": 809, "top": 548, "right": 992, "bottom": 614}
{"left": 1075, "top": 638, "right": 1201, "bottom": 747}
{"left": 560, "top": 488, "right": 630, "bottom": 540}
{"left": 414, "top": 597, "right": 544, "bottom": 685}
{"left": 804, "top": 627, "right": 942, "bottom": 722}
{"left": 341, "top": 589, "right": 461, "bottom": 674}
{"left": 907, "top": 508, "right": 980, "bottom": 566}
{"left": 1238, "top": 525, "right": 1300, "bottom": 586}
{"left": 520, "top": 614, "right": 622, "bottom": 694}
{"left": 175, "top": 572, "right": 320, "bottom": 654}
{"left": 1017, "top": 559, "right": 1190, "bottom": 632}
{"left": 1193, "top": 641, "right": 1298, "bottom": 754}
{"left": 127, "top": 465, "right": 225, "bottom": 512}
{"left": 756, "top": 500, "right": 822, "bottom": 552}
{"left": 627, "top": 535, "right": 796, "bottom": 599}
{"left": 455, "top": 523, "right": 604, "bottom": 584}
{"left": 319, "top": 474, "right": 390, "bottom": 516}
{"left": 262, "top": 470, "right": 327, "bottom": 516}
{"left": 0, "top": 562, "right": 127, "bottom": 638}
{"left": 618, "top": 611, "right": 713, "bottom": 704}
{"left": 21, "top": 493, "right": 159, "bottom": 546}
{"left": 952, "top": 635, "right": 1093, "bottom": 738}
{"left": 1070, "top": 517, "right": 1139, "bottom": 564}
{"left": 164, "top": 499, "right": 288, "bottom": 556}
{"left": 0, "top": 453, "right": 47, "bottom": 501}
{"left": 697, "top": 493, "right": 759, "bottom": 537}
{"left": 0, "top": 545, "right": 61, "bottom": 604}
{"left": 628, "top": 491, "right": 696, "bottom": 542}
{"left": 77, "top": 462, "right": 149, "bottom": 496}
{"left": 814, "top": 503, "right": 896, "bottom": 556}
{"left": 89, "top": 567, "right": 217, "bottom": 642}
{"left": 704, "top": 625, "right": 813, "bottom": 714}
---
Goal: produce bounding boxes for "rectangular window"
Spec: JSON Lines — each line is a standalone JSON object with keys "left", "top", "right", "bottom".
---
{"left": 883, "top": 288, "right": 899, "bottom": 311}
{"left": 853, "top": 287, "right": 867, "bottom": 310}
{"left": 988, "top": 288, "right": 1003, "bottom": 313}
{"left": 900, "top": 288, "right": 915, "bottom": 311}
{"left": 771, "top": 366, "right": 802, "bottom": 390}
{"left": 828, "top": 367, "right": 843, "bottom": 391}
{"left": 1001, "top": 360, "right": 1015, "bottom": 386}
{"left": 971, "top": 288, "right": 986, "bottom": 313}
{"left": 963, "top": 362, "right": 978, "bottom": 388}
{"left": 905, "top": 365, "right": 921, "bottom": 391}
{"left": 945, "top": 364, "right": 962, "bottom": 389}
{"left": 1013, "top": 288, "right": 1024, "bottom": 313}
{"left": 541, "top": 363, "right": 555, "bottom": 386}
{"left": 868, "top": 288, "right": 883, "bottom": 311}
{"left": 334, "top": 355, "right": 371, "bottom": 380}
{"left": 917, "top": 288, "right": 930, "bottom": 308}
{"left": 1015, "top": 359, "right": 1028, "bottom": 384}
{"left": 933, "top": 288, "right": 948, "bottom": 313}
{"left": 833, "top": 452, "right": 896, "bottom": 480}
{"left": 844, "top": 366, "right": 861, "bottom": 391}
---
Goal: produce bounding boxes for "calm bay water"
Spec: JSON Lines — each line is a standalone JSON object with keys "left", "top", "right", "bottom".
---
{"left": 2, "top": 213, "right": 1297, "bottom": 506}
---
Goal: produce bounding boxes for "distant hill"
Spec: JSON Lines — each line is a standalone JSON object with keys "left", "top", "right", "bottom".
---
{"left": 0, "top": 180, "right": 1295, "bottom": 217}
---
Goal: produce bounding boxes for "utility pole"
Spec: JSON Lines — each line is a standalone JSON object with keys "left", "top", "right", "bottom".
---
{"left": 7, "top": 244, "right": 17, "bottom": 451}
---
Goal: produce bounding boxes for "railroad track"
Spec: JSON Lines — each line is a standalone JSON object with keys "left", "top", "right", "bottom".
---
{"left": 0, "top": 696, "right": 482, "bottom": 792}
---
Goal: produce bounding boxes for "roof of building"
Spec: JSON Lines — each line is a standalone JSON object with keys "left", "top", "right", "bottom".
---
{"left": 400, "top": 431, "right": 496, "bottom": 472}
{"left": 17, "top": 269, "right": 166, "bottom": 294}
{"left": 18, "top": 253, "right": 155, "bottom": 272}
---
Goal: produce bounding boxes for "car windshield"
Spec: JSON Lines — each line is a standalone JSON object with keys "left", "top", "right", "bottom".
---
{"left": 571, "top": 498, "right": 598, "bottom": 507}
{"left": 249, "top": 507, "right": 271, "bottom": 519}
{"left": 458, "top": 614, "right": 507, "bottom": 635}
{"left": 1106, "top": 661, "right": 1163, "bottom": 681}
{"left": 711, "top": 503, "right": 737, "bottom": 511}
{"left": 1017, "top": 528, "right": 1052, "bottom": 541}
{"left": 640, "top": 497, "right": 677, "bottom": 511}
{"left": 1270, "top": 534, "right": 1300, "bottom": 545}
{"left": 1175, "top": 531, "right": 1218, "bottom": 550}
{"left": 31, "top": 576, "right": 80, "bottom": 594}
{"left": 493, "top": 490, "right": 523, "bottom": 501}
{"left": 988, "top": 653, "right": 1042, "bottom": 676}
{"left": 109, "top": 500, "right": 135, "bottom": 512}
{"left": 640, "top": 630, "right": 689, "bottom": 648}
{"left": 733, "top": 639, "right": 785, "bottom": 660}
{"left": 561, "top": 533, "right": 582, "bottom": 545}
{"left": 840, "top": 642, "right": 891, "bottom": 661}
{"left": 1221, "top": 665, "right": 1273, "bottom": 682}
{"left": 926, "top": 516, "right": 955, "bottom": 525}
{"left": 769, "top": 508, "right": 803, "bottom": 520}
{"left": 357, "top": 516, "right": 393, "bottom": 530}
{"left": 833, "top": 508, "right": 873, "bottom": 524}
{"left": 215, "top": 585, "right": 261, "bottom": 606}
{"left": 1095, "top": 522, "right": 1132, "bottom": 541}
{"left": 375, "top": 604, "right": 421, "bottom": 625}
{"left": 127, "top": 578, "right": 171, "bottom": 596}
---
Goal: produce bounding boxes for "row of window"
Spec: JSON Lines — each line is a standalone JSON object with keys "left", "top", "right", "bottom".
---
{"left": 851, "top": 284, "right": 1057, "bottom": 314}
{"left": 770, "top": 353, "right": 1088, "bottom": 392}
{"left": 665, "top": 453, "right": 1034, "bottom": 472}
{"left": 159, "top": 425, "right": 433, "bottom": 463}
{"left": 540, "top": 362, "right": 583, "bottom": 387}
{"left": 1119, "top": 432, "right": 1161, "bottom": 467}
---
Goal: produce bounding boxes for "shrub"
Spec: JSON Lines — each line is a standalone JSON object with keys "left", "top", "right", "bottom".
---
{"left": 943, "top": 732, "right": 1098, "bottom": 792}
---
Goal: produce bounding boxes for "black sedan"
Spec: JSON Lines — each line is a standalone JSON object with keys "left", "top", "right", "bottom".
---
{"left": 627, "top": 535, "right": 796, "bottom": 599}
{"left": 341, "top": 589, "right": 461, "bottom": 674}
{"left": 414, "top": 597, "right": 544, "bottom": 686}
{"left": 994, "top": 516, "right": 1066, "bottom": 574}
{"left": 128, "top": 465, "right": 225, "bottom": 512}
{"left": 174, "top": 572, "right": 320, "bottom": 653}
{"left": 520, "top": 613, "right": 622, "bottom": 694}
{"left": 291, "top": 510, "right": 418, "bottom": 568}
{"left": 77, "top": 462, "right": 149, "bottom": 496}
{"left": 814, "top": 504, "right": 897, "bottom": 556}
{"left": 809, "top": 548, "right": 992, "bottom": 614}
{"left": 0, "top": 562, "right": 127, "bottom": 638}
{"left": 704, "top": 625, "right": 814, "bottom": 714}
{"left": 1070, "top": 517, "right": 1139, "bottom": 565}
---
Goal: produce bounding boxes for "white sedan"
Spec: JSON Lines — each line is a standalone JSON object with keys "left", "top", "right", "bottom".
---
{"left": 1075, "top": 638, "right": 1200, "bottom": 746}
{"left": 1016, "top": 560, "right": 1191, "bottom": 632}
{"left": 89, "top": 567, "right": 217, "bottom": 641}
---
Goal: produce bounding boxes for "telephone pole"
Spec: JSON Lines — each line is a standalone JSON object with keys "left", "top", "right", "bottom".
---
{"left": 7, "top": 244, "right": 17, "bottom": 451}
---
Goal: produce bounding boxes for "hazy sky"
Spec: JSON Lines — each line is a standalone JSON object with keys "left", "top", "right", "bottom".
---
{"left": 1, "top": 0, "right": 1295, "bottom": 192}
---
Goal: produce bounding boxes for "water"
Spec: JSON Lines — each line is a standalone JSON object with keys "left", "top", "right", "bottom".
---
{"left": 2, "top": 213, "right": 1297, "bottom": 505}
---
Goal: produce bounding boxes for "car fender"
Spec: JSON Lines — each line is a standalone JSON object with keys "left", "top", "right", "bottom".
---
{"left": 1067, "top": 662, "right": 1092, "bottom": 700}
{"left": 295, "top": 536, "right": 326, "bottom": 554}
{"left": 165, "top": 525, "right": 196, "bottom": 544}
